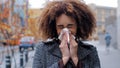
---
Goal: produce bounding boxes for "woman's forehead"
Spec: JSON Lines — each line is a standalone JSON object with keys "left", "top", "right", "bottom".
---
{"left": 56, "top": 14, "right": 76, "bottom": 24}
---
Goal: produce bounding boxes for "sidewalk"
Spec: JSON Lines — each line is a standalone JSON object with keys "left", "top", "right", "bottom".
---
{"left": 96, "top": 44, "right": 120, "bottom": 68}
{"left": 25, "top": 51, "right": 34, "bottom": 68}
{"left": 0, "top": 46, "right": 19, "bottom": 68}
{"left": 87, "top": 41, "right": 120, "bottom": 68}
{"left": 25, "top": 56, "right": 34, "bottom": 68}
{"left": 0, "top": 47, "right": 34, "bottom": 68}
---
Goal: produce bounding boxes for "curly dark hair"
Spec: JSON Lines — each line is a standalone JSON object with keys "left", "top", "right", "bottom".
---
{"left": 38, "top": 0, "right": 96, "bottom": 40}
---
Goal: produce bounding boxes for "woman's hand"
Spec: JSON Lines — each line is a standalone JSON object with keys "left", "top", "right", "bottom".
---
{"left": 59, "top": 32, "right": 70, "bottom": 65}
{"left": 69, "top": 34, "right": 79, "bottom": 66}
{"left": 59, "top": 31, "right": 78, "bottom": 66}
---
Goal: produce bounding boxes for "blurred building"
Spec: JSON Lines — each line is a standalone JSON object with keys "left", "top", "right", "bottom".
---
{"left": 0, "top": 0, "right": 28, "bottom": 29}
{"left": 28, "top": 9, "right": 42, "bottom": 18}
{"left": 89, "top": 4, "right": 117, "bottom": 48}
{"left": 117, "top": 0, "right": 120, "bottom": 49}
{"left": 27, "top": 9, "right": 42, "bottom": 39}
{"left": 14, "top": 0, "right": 28, "bottom": 27}
{"left": 0, "top": 0, "right": 28, "bottom": 44}
{"left": 89, "top": 4, "right": 116, "bottom": 33}
{"left": 0, "top": 0, "right": 11, "bottom": 32}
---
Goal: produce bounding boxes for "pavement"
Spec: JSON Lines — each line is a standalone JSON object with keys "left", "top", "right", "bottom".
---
{"left": 0, "top": 44, "right": 34, "bottom": 68}
{"left": 85, "top": 41, "right": 120, "bottom": 68}
{"left": 96, "top": 43, "right": 120, "bottom": 68}
{"left": 0, "top": 41, "right": 120, "bottom": 68}
{"left": 25, "top": 51, "right": 34, "bottom": 68}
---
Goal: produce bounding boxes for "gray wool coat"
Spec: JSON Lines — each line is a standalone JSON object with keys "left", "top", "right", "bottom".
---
{"left": 32, "top": 40, "right": 101, "bottom": 68}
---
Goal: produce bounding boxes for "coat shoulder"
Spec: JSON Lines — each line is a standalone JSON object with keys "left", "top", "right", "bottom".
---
{"left": 80, "top": 41, "right": 97, "bottom": 51}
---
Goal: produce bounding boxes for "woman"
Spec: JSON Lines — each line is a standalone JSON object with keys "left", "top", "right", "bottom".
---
{"left": 33, "top": 0, "right": 100, "bottom": 68}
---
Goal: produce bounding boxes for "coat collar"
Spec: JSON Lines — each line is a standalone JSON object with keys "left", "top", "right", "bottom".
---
{"left": 48, "top": 41, "right": 62, "bottom": 58}
{"left": 48, "top": 40, "right": 93, "bottom": 60}
{"left": 77, "top": 41, "right": 92, "bottom": 60}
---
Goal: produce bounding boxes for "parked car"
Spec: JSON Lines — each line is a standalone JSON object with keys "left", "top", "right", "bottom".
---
{"left": 19, "top": 36, "right": 35, "bottom": 52}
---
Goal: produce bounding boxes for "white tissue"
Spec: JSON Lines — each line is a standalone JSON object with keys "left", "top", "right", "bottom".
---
{"left": 58, "top": 28, "right": 70, "bottom": 43}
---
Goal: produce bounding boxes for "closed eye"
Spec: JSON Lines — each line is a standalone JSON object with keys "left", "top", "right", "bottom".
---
{"left": 57, "top": 25, "right": 64, "bottom": 29}
{"left": 67, "top": 24, "right": 74, "bottom": 28}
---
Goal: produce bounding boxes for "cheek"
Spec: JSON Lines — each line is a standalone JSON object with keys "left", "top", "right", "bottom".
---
{"left": 71, "top": 31, "right": 76, "bottom": 35}
{"left": 56, "top": 29, "right": 61, "bottom": 35}
{"left": 70, "top": 28, "right": 77, "bottom": 35}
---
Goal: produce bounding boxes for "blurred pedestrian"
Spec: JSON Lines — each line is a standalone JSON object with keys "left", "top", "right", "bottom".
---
{"left": 33, "top": 0, "right": 100, "bottom": 68}
{"left": 105, "top": 32, "right": 112, "bottom": 53}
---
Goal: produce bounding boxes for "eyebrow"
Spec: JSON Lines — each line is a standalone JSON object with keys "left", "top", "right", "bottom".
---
{"left": 67, "top": 24, "right": 74, "bottom": 26}
{"left": 57, "top": 24, "right": 64, "bottom": 26}
{"left": 57, "top": 23, "right": 75, "bottom": 28}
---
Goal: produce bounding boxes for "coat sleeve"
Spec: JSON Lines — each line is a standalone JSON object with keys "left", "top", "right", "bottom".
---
{"left": 32, "top": 43, "right": 45, "bottom": 68}
{"left": 32, "top": 42, "right": 60, "bottom": 68}
{"left": 90, "top": 47, "right": 101, "bottom": 68}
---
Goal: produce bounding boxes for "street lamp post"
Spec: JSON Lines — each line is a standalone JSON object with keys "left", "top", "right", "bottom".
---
{"left": 5, "top": 56, "right": 11, "bottom": 68}
{"left": 20, "top": 51, "right": 24, "bottom": 67}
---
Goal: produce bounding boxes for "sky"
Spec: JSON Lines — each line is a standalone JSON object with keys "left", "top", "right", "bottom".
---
{"left": 29, "top": 0, "right": 118, "bottom": 8}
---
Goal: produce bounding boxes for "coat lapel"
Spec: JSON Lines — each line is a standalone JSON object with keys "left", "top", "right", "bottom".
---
{"left": 78, "top": 41, "right": 93, "bottom": 60}
{"left": 48, "top": 40, "right": 92, "bottom": 60}
{"left": 48, "top": 41, "right": 62, "bottom": 58}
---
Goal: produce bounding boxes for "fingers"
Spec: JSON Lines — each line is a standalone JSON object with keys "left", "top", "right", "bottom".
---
{"left": 69, "top": 33, "right": 75, "bottom": 40}
{"left": 70, "top": 35, "right": 77, "bottom": 47}
{"left": 59, "top": 32, "right": 69, "bottom": 48}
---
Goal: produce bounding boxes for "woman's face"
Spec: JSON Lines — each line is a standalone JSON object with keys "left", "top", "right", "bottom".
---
{"left": 56, "top": 14, "right": 77, "bottom": 36}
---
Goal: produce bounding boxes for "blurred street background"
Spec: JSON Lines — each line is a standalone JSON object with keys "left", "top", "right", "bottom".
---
{"left": 0, "top": 0, "right": 120, "bottom": 68}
